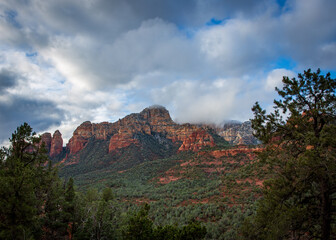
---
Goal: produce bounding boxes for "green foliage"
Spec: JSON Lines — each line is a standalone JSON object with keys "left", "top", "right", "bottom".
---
{"left": 122, "top": 204, "right": 206, "bottom": 240}
{"left": 42, "top": 166, "right": 67, "bottom": 239}
{"left": 0, "top": 123, "right": 83, "bottom": 240}
{"left": 73, "top": 188, "right": 120, "bottom": 240}
{"left": 244, "top": 69, "right": 336, "bottom": 239}
{"left": 122, "top": 204, "right": 153, "bottom": 240}
{"left": 0, "top": 123, "right": 52, "bottom": 239}
{"left": 102, "top": 187, "right": 114, "bottom": 202}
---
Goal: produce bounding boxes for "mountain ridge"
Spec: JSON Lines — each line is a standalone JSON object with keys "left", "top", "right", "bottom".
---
{"left": 41, "top": 106, "right": 258, "bottom": 177}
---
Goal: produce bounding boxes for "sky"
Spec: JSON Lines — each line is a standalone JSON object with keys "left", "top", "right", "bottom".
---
{"left": 0, "top": 0, "right": 335, "bottom": 145}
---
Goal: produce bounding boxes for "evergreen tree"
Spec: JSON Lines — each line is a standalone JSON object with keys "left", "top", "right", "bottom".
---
{"left": 242, "top": 69, "right": 336, "bottom": 239}
{"left": 63, "top": 177, "right": 76, "bottom": 239}
{"left": 42, "top": 163, "right": 67, "bottom": 239}
{"left": 0, "top": 123, "right": 52, "bottom": 239}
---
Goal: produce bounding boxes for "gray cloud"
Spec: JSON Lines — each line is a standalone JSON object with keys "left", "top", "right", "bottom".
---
{"left": 0, "top": 96, "right": 65, "bottom": 143}
{"left": 0, "top": 68, "right": 18, "bottom": 93}
{"left": 280, "top": 0, "right": 336, "bottom": 69}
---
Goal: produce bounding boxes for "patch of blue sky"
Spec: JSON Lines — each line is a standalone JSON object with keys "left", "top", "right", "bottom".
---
{"left": 320, "top": 69, "right": 336, "bottom": 79}
{"left": 176, "top": 25, "right": 195, "bottom": 39}
{"left": 26, "top": 52, "right": 38, "bottom": 57}
{"left": 275, "top": 0, "right": 292, "bottom": 15}
{"left": 272, "top": 57, "right": 296, "bottom": 70}
{"left": 206, "top": 17, "right": 231, "bottom": 27}
{"left": 5, "top": 10, "right": 21, "bottom": 28}
{"left": 276, "top": 0, "right": 287, "bottom": 8}
{"left": 206, "top": 18, "right": 223, "bottom": 26}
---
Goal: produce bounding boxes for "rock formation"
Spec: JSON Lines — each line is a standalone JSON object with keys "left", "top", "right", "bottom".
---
{"left": 50, "top": 130, "right": 63, "bottom": 158}
{"left": 64, "top": 106, "right": 216, "bottom": 157}
{"left": 44, "top": 106, "right": 260, "bottom": 163}
{"left": 216, "top": 121, "right": 259, "bottom": 145}
{"left": 178, "top": 129, "right": 215, "bottom": 152}
{"left": 198, "top": 145, "right": 263, "bottom": 158}
{"left": 40, "top": 132, "right": 52, "bottom": 153}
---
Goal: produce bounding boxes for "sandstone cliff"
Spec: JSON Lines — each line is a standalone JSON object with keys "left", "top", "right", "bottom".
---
{"left": 216, "top": 121, "right": 259, "bottom": 145}
{"left": 178, "top": 129, "right": 215, "bottom": 152}
{"left": 46, "top": 106, "right": 261, "bottom": 165}
{"left": 40, "top": 132, "right": 52, "bottom": 153}
{"left": 64, "top": 106, "right": 217, "bottom": 159}
{"left": 50, "top": 130, "right": 63, "bottom": 158}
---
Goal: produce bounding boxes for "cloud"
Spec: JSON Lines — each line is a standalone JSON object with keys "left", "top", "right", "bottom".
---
{"left": 150, "top": 78, "right": 260, "bottom": 124}
{"left": 280, "top": 0, "right": 336, "bottom": 69}
{"left": 0, "top": 68, "right": 18, "bottom": 93}
{"left": 40, "top": 18, "right": 202, "bottom": 90}
{"left": 0, "top": 96, "right": 65, "bottom": 143}
{"left": 265, "top": 69, "right": 295, "bottom": 92}
{"left": 197, "top": 15, "right": 278, "bottom": 76}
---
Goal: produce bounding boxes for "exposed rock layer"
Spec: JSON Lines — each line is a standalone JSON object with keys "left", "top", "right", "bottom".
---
{"left": 40, "top": 132, "right": 52, "bottom": 153}
{"left": 42, "top": 106, "right": 259, "bottom": 162}
{"left": 50, "top": 130, "right": 63, "bottom": 158}
{"left": 216, "top": 121, "right": 258, "bottom": 145}
{"left": 65, "top": 106, "right": 216, "bottom": 156}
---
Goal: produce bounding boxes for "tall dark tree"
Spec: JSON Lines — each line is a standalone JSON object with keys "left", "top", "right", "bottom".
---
{"left": 63, "top": 177, "right": 76, "bottom": 239}
{"left": 0, "top": 123, "right": 52, "bottom": 239}
{"left": 242, "top": 69, "right": 336, "bottom": 239}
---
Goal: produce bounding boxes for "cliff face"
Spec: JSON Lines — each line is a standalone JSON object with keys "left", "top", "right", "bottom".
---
{"left": 40, "top": 131, "right": 64, "bottom": 158}
{"left": 64, "top": 106, "right": 217, "bottom": 159}
{"left": 178, "top": 129, "right": 215, "bottom": 152}
{"left": 216, "top": 121, "right": 259, "bottom": 145}
{"left": 40, "top": 132, "right": 52, "bottom": 153}
{"left": 45, "top": 106, "right": 261, "bottom": 165}
{"left": 50, "top": 130, "right": 63, "bottom": 158}
{"left": 67, "top": 121, "right": 93, "bottom": 155}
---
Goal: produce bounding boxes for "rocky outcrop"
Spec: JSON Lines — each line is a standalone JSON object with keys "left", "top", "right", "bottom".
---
{"left": 198, "top": 145, "right": 263, "bottom": 160}
{"left": 66, "top": 123, "right": 91, "bottom": 155}
{"left": 66, "top": 121, "right": 117, "bottom": 154}
{"left": 108, "top": 132, "right": 139, "bottom": 152}
{"left": 178, "top": 129, "right": 215, "bottom": 152}
{"left": 217, "top": 121, "right": 259, "bottom": 145}
{"left": 40, "top": 132, "right": 52, "bottom": 153}
{"left": 50, "top": 130, "right": 63, "bottom": 158}
{"left": 63, "top": 106, "right": 219, "bottom": 158}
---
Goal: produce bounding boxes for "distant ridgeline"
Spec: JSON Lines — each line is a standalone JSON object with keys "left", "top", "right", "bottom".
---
{"left": 41, "top": 106, "right": 258, "bottom": 179}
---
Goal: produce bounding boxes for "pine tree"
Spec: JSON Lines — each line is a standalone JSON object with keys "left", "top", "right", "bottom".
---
{"left": 42, "top": 164, "right": 67, "bottom": 239}
{"left": 63, "top": 177, "right": 76, "bottom": 239}
{"left": 0, "top": 123, "right": 51, "bottom": 239}
{"left": 242, "top": 69, "right": 336, "bottom": 239}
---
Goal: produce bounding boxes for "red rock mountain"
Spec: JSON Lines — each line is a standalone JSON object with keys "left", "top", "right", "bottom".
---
{"left": 42, "top": 106, "right": 223, "bottom": 163}
{"left": 67, "top": 107, "right": 215, "bottom": 154}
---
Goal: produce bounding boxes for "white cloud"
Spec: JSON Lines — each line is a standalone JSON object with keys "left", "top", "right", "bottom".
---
{"left": 265, "top": 69, "right": 295, "bottom": 92}
{"left": 150, "top": 78, "right": 258, "bottom": 124}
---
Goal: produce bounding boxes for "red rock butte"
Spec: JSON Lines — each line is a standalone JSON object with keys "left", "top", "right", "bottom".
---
{"left": 40, "top": 106, "right": 257, "bottom": 163}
